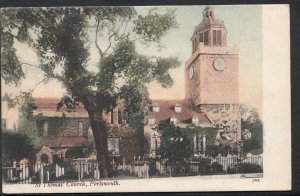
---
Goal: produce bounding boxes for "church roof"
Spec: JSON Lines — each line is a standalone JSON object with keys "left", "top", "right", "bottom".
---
{"left": 46, "top": 132, "right": 89, "bottom": 148}
{"left": 148, "top": 99, "right": 213, "bottom": 125}
{"left": 33, "top": 98, "right": 88, "bottom": 117}
{"left": 196, "top": 17, "right": 224, "bottom": 31}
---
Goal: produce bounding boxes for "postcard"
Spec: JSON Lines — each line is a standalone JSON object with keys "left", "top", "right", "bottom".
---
{"left": 1, "top": 4, "right": 291, "bottom": 193}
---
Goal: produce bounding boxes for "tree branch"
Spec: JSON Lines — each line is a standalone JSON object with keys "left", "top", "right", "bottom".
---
{"left": 29, "top": 78, "right": 49, "bottom": 93}
{"left": 95, "top": 19, "right": 103, "bottom": 58}
{"left": 20, "top": 62, "right": 65, "bottom": 83}
{"left": 103, "top": 32, "right": 116, "bottom": 55}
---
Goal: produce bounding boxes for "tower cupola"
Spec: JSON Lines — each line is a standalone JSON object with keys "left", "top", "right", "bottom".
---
{"left": 191, "top": 6, "right": 228, "bottom": 53}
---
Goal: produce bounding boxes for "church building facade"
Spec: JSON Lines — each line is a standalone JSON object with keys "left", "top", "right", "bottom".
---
{"left": 144, "top": 6, "right": 242, "bottom": 157}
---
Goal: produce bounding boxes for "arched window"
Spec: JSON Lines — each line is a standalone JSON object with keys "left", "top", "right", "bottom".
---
{"left": 78, "top": 121, "right": 84, "bottom": 136}
{"left": 41, "top": 154, "right": 49, "bottom": 164}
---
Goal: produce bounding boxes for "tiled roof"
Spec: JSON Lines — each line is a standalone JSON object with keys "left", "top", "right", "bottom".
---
{"left": 34, "top": 98, "right": 86, "bottom": 111}
{"left": 33, "top": 98, "right": 88, "bottom": 117}
{"left": 148, "top": 99, "right": 212, "bottom": 125}
{"left": 46, "top": 132, "right": 89, "bottom": 148}
{"left": 192, "top": 16, "right": 225, "bottom": 38}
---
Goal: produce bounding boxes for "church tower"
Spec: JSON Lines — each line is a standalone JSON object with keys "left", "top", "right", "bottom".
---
{"left": 185, "top": 6, "right": 241, "bottom": 139}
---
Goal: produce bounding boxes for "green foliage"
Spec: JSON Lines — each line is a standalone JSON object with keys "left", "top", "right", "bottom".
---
{"left": 1, "top": 7, "right": 179, "bottom": 107}
{"left": 17, "top": 116, "right": 46, "bottom": 150}
{"left": 1, "top": 9, "right": 29, "bottom": 85}
{"left": 133, "top": 9, "right": 177, "bottom": 42}
{"left": 119, "top": 128, "right": 140, "bottom": 161}
{"left": 211, "top": 162, "right": 224, "bottom": 173}
{"left": 1, "top": 7, "right": 180, "bottom": 176}
{"left": 159, "top": 123, "right": 190, "bottom": 167}
{"left": 182, "top": 126, "right": 218, "bottom": 147}
{"left": 241, "top": 105, "right": 263, "bottom": 154}
{"left": 2, "top": 130, "right": 35, "bottom": 164}
{"left": 197, "top": 158, "right": 212, "bottom": 174}
{"left": 4, "top": 93, "right": 46, "bottom": 151}
{"left": 2, "top": 92, "right": 37, "bottom": 118}
{"left": 235, "top": 163, "right": 263, "bottom": 173}
{"left": 206, "top": 145, "right": 219, "bottom": 157}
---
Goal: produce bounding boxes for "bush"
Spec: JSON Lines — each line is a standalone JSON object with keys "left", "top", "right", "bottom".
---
{"left": 2, "top": 130, "right": 35, "bottom": 164}
{"left": 198, "top": 158, "right": 211, "bottom": 174}
{"left": 236, "top": 163, "right": 263, "bottom": 173}
{"left": 206, "top": 145, "right": 219, "bottom": 157}
{"left": 226, "top": 166, "right": 236, "bottom": 174}
{"left": 148, "top": 159, "right": 159, "bottom": 176}
{"left": 211, "top": 162, "right": 224, "bottom": 173}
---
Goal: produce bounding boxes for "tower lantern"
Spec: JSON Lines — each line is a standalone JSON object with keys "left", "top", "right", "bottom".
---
{"left": 191, "top": 5, "right": 227, "bottom": 53}
{"left": 203, "top": 5, "right": 214, "bottom": 18}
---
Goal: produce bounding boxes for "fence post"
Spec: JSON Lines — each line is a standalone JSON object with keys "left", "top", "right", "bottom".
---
{"left": 94, "top": 163, "right": 100, "bottom": 180}
{"left": 40, "top": 163, "right": 44, "bottom": 184}
{"left": 46, "top": 166, "right": 50, "bottom": 182}
{"left": 123, "top": 158, "right": 125, "bottom": 172}
{"left": 77, "top": 162, "right": 81, "bottom": 182}
{"left": 144, "top": 163, "right": 149, "bottom": 178}
{"left": 81, "top": 162, "right": 84, "bottom": 180}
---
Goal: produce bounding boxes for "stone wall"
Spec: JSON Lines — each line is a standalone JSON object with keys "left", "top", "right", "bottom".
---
{"left": 36, "top": 117, "right": 90, "bottom": 138}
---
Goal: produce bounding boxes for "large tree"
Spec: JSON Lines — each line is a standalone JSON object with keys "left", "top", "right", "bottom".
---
{"left": 1, "top": 7, "right": 180, "bottom": 178}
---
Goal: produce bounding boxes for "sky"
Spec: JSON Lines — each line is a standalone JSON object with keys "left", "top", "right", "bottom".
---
{"left": 1, "top": 5, "right": 263, "bottom": 129}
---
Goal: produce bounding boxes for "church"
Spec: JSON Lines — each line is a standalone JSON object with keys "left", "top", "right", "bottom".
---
{"left": 144, "top": 6, "right": 242, "bottom": 157}
{"left": 33, "top": 6, "right": 242, "bottom": 163}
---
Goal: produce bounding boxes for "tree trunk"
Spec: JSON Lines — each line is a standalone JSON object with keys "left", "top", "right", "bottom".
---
{"left": 82, "top": 96, "right": 111, "bottom": 178}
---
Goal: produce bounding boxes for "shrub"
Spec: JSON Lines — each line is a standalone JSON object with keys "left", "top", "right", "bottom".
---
{"left": 2, "top": 130, "right": 35, "bottom": 164}
{"left": 198, "top": 158, "right": 211, "bottom": 174}
{"left": 211, "top": 162, "right": 224, "bottom": 173}
{"left": 148, "top": 159, "right": 159, "bottom": 176}
{"left": 236, "top": 163, "right": 263, "bottom": 173}
{"left": 206, "top": 145, "right": 219, "bottom": 157}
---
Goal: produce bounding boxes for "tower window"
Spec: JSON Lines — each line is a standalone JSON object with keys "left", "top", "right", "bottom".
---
{"left": 192, "top": 39, "right": 197, "bottom": 52}
{"left": 78, "top": 121, "right": 84, "bottom": 136}
{"left": 213, "top": 30, "right": 222, "bottom": 46}
{"left": 199, "top": 33, "right": 204, "bottom": 43}
{"left": 213, "top": 30, "right": 217, "bottom": 45}
{"left": 204, "top": 31, "right": 208, "bottom": 45}
{"left": 217, "top": 30, "right": 222, "bottom": 45}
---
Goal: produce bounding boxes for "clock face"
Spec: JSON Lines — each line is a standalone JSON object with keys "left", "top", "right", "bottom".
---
{"left": 213, "top": 58, "right": 226, "bottom": 71}
{"left": 189, "top": 65, "right": 194, "bottom": 79}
